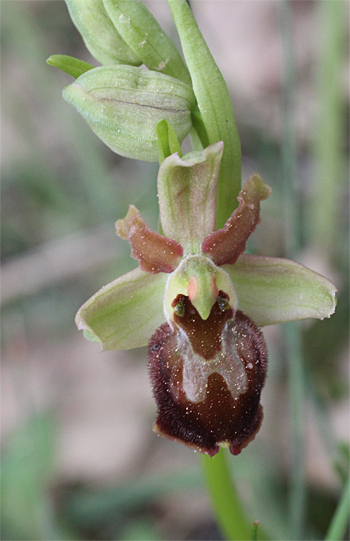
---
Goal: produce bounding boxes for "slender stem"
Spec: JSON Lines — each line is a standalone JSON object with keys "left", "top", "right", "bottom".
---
{"left": 201, "top": 450, "right": 252, "bottom": 541}
{"left": 167, "top": 0, "right": 242, "bottom": 228}
{"left": 325, "top": 475, "right": 350, "bottom": 541}
{"left": 279, "top": 2, "right": 306, "bottom": 538}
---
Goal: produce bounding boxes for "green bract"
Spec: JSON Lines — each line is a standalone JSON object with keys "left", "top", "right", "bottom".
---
{"left": 75, "top": 144, "right": 337, "bottom": 351}
{"left": 62, "top": 65, "right": 195, "bottom": 161}
{"left": 65, "top": 0, "right": 141, "bottom": 66}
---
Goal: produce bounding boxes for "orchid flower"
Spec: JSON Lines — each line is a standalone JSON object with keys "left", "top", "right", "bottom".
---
{"left": 75, "top": 142, "right": 336, "bottom": 457}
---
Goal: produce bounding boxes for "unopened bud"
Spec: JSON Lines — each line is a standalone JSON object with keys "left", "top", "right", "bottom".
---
{"left": 65, "top": 0, "right": 141, "bottom": 66}
{"left": 63, "top": 65, "right": 195, "bottom": 161}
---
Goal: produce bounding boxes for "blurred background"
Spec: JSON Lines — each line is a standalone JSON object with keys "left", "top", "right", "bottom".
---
{"left": 1, "top": 1, "right": 349, "bottom": 540}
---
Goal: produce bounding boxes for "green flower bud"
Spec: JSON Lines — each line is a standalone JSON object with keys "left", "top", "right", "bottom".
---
{"left": 62, "top": 65, "right": 195, "bottom": 161}
{"left": 65, "top": 0, "right": 141, "bottom": 66}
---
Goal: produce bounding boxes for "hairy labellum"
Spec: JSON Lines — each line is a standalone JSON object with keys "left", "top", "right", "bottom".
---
{"left": 148, "top": 295, "right": 267, "bottom": 457}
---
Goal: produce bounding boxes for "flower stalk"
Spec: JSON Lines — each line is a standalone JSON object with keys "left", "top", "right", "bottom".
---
{"left": 201, "top": 450, "right": 253, "bottom": 541}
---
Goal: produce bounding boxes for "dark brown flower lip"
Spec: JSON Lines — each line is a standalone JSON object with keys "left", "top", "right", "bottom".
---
{"left": 153, "top": 402, "right": 264, "bottom": 457}
{"left": 148, "top": 300, "right": 268, "bottom": 456}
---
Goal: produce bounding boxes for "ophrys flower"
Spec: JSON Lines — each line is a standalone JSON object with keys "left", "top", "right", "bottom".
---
{"left": 76, "top": 142, "right": 336, "bottom": 456}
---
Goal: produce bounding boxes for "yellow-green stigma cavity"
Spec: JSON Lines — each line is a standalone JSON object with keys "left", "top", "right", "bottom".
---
{"left": 173, "top": 297, "right": 185, "bottom": 317}
{"left": 217, "top": 295, "right": 230, "bottom": 312}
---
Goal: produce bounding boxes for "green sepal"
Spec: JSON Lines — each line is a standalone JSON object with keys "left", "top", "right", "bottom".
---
{"left": 65, "top": 0, "right": 141, "bottom": 66}
{"left": 102, "top": 0, "right": 192, "bottom": 86}
{"left": 75, "top": 267, "right": 168, "bottom": 350}
{"left": 167, "top": 0, "right": 242, "bottom": 228}
{"left": 63, "top": 65, "right": 195, "bottom": 162}
{"left": 158, "top": 142, "right": 223, "bottom": 255}
{"left": 156, "top": 119, "right": 183, "bottom": 164}
{"left": 46, "top": 55, "right": 94, "bottom": 79}
{"left": 224, "top": 254, "right": 337, "bottom": 326}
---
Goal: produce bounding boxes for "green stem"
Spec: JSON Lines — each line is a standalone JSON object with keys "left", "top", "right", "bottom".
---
{"left": 167, "top": 0, "right": 241, "bottom": 228}
{"left": 201, "top": 450, "right": 252, "bottom": 541}
{"left": 325, "top": 476, "right": 350, "bottom": 541}
{"left": 279, "top": 2, "right": 306, "bottom": 538}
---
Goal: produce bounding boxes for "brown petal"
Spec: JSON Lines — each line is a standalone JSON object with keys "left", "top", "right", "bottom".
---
{"left": 148, "top": 300, "right": 268, "bottom": 457}
{"left": 202, "top": 174, "right": 271, "bottom": 266}
{"left": 116, "top": 205, "right": 183, "bottom": 273}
